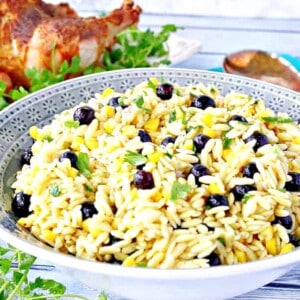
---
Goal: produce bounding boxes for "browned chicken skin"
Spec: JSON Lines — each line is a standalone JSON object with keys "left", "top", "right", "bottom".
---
{"left": 0, "top": 0, "right": 142, "bottom": 87}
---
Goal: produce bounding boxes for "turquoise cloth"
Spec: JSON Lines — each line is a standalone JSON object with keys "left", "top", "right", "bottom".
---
{"left": 209, "top": 53, "right": 300, "bottom": 73}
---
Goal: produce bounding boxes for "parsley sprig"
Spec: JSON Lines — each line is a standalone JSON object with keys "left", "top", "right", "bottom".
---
{"left": 170, "top": 181, "right": 193, "bottom": 202}
{"left": 262, "top": 116, "right": 293, "bottom": 123}
{"left": 124, "top": 150, "right": 147, "bottom": 166}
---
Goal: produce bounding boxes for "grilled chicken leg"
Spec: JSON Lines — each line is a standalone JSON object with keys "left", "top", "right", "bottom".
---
{"left": 0, "top": 0, "right": 142, "bottom": 87}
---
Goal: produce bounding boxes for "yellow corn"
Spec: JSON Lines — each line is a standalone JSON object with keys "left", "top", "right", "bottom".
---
{"left": 202, "top": 113, "right": 214, "bottom": 127}
{"left": 152, "top": 191, "right": 162, "bottom": 201}
{"left": 235, "top": 250, "right": 247, "bottom": 263}
{"left": 162, "top": 189, "right": 170, "bottom": 200}
{"left": 104, "top": 105, "right": 115, "bottom": 118}
{"left": 85, "top": 138, "right": 98, "bottom": 150}
{"left": 29, "top": 126, "right": 39, "bottom": 139}
{"left": 266, "top": 238, "right": 277, "bottom": 255}
{"left": 112, "top": 218, "right": 119, "bottom": 230}
{"left": 71, "top": 136, "right": 85, "bottom": 151}
{"left": 222, "top": 149, "right": 234, "bottom": 162}
{"left": 122, "top": 257, "right": 137, "bottom": 267}
{"left": 42, "top": 229, "right": 57, "bottom": 243}
{"left": 122, "top": 125, "right": 137, "bottom": 138}
{"left": 148, "top": 151, "right": 163, "bottom": 163}
{"left": 102, "top": 87, "right": 114, "bottom": 98}
{"left": 175, "top": 106, "right": 184, "bottom": 120}
{"left": 259, "top": 110, "right": 272, "bottom": 119}
{"left": 114, "top": 158, "right": 123, "bottom": 171}
{"left": 82, "top": 219, "right": 91, "bottom": 232}
{"left": 103, "top": 119, "right": 115, "bottom": 134}
{"left": 259, "top": 226, "right": 273, "bottom": 241}
{"left": 149, "top": 77, "right": 159, "bottom": 87}
{"left": 183, "top": 139, "right": 194, "bottom": 151}
{"left": 293, "top": 137, "right": 300, "bottom": 145}
{"left": 280, "top": 243, "right": 295, "bottom": 255}
{"left": 67, "top": 167, "right": 78, "bottom": 178}
{"left": 17, "top": 217, "right": 32, "bottom": 228}
{"left": 144, "top": 118, "right": 160, "bottom": 132}
{"left": 90, "top": 227, "right": 102, "bottom": 239}
{"left": 208, "top": 182, "right": 220, "bottom": 194}
{"left": 203, "top": 127, "right": 218, "bottom": 138}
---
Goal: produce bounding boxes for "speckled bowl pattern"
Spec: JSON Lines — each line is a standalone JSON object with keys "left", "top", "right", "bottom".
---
{"left": 1, "top": 68, "right": 300, "bottom": 300}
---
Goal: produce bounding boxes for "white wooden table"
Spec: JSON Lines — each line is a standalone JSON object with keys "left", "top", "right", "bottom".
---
{"left": 2, "top": 3, "right": 300, "bottom": 300}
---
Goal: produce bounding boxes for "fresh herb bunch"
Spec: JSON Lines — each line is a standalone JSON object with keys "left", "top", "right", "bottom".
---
{"left": 0, "top": 245, "right": 107, "bottom": 300}
{"left": 0, "top": 24, "right": 178, "bottom": 111}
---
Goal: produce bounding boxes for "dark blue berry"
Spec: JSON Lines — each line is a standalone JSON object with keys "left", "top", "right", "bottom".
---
{"left": 108, "top": 96, "right": 127, "bottom": 109}
{"left": 207, "top": 194, "right": 229, "bottom": 208}
{"left": 138, "top": 130, "right": 152, "bottom": 143}
{"left": 161, "top": 136, "right": 176, "bottom": 146}
{"left": 230, "top": 115, "right": 248, "bottom": 123}
{"left": 189, "top": 164, "right": 210, "bottom": 186}
{"left": 205, "top": 252, "right": 221, "bottom": 266}
{"left": 107, "top": 234, "right": 122, "bottom": 246}
{"left": 244, "top": 132, "right": 269, "bottom": 152}
{"left": 285, "top": 172, "right": 300, "bottom": 192}
{"left": 231, "top": 185, "right": 255, "bottom": 201}
{"left": 193, "top": 134, "right": 210, "bottom": 153}
{"left": 275, "top": 215, "right": 293, "bottom": 229}
{"left": 191, "top": 95, "right": 216, "bottom": 110}
{"left": 156, "top": 83, "right": 174, "bottom": 100}
{"left": 81, "top": 202, "right": 98, "bottom": 221}
{"left": 73, "top": 106, "right": 95, "bottom": 125}
{"left": 243, "top": 163, "right": 259, "bottom": 178}
{"left": 21, "top": 149, "right": 33, "bottom": 166}
{"left": 59, "top": 151, "right": 77, "bottom": 169}
{"left": 288, "top": 234, "right": 299, "bottom": 247}
{"left": 12, "top": 192, "right": 32, "bottom": 218}
{"left": 134, "top": 170, "right": 154, "bottom": 189}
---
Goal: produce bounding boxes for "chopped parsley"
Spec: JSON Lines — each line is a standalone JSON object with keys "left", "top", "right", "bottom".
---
{"left": 49, "top": 184, "right": 61, "bottom": 197}
{"left": 169, "top": 110, "right": 177, "bottom": 123}
{"left": 76, "top": 152, "right": 92, "bottom": 178}
{"left": 217, "top": 237, "right": 226, "bottom": 246}
{"left": 64, "top": 120, "right": 80, "bottom": 128}
{"left": 84, "top": 184, "right": 94, "bottom": 192}
{"left": 242, "top": 194, "right": 251, "bottom": 203}
{"left": 147, "top": 79, "right": 157, "bottom": 90}
{"left": 170, "top": 181, "right": 193, "bottom": 202}
{"left": 43, "top": 135, "right": 53, "bottom": 142}
{"left": 262, "top": 116, "right": 293, "bottom": 123}
{"left": 133, "top": 96, "right": 150, "bottom": 113}
{"left": 124, "top": 150, "right": 147, "bottom": 166}
{"left": 223, "top": 136, "right": 233, "bottom": 149}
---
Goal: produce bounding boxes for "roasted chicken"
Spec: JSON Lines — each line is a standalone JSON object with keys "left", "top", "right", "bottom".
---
{"left": 0, "top": 0, "right": 142, "bottom": 87}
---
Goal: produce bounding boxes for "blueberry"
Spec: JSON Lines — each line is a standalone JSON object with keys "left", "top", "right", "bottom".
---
{"left": 21, "top": 149, "right": 33, "bottom": 166}
{"left": 138, "top": 130, "right": 152, "bottom": 143}
{"left": 59, "top": 151, "right": 77, "bottom": 169}
{"left": 275, "top": 215, "right": 293, "bottom": 230}
{"left": 107, "top": 234, "right": 122, "bottom": 246}
{"left": 244, "top": 132, "right": 269, "bottom": 152}
{"left": 12, "top": 192, "right": 32, "bottom": 218}
{"left": 193, "top": 134, "right": 210, "bottom": 153}
{"left": 134, "top": 170, "right": 154, "bottom": 189}
{"left": 189, "top": 164, "right": 210, "bottom": 186}
{"left": 231, "top": 185, "right": 255, "bottom": 201}
{"left": 284, "top": 172, "right": 300, "bottom": 192}
{"left": 161, "top": 136, "right": 176, "bottom": 146}
{"left": 108, "top": 96, "right": 127, "bottom": 109}
{"left": 243, "top": 163, "right": 259, "bottom": 178}
{"left": 288, "top": 234, "right": 299, "bottom": 247}
{"left": 205, "top": 252, "right": 221, "bottom": 266}
{"left": 81, "top": 202, "right": 98, "bottom": 221}
{"left": 191, "top": 95, "right": 216, "bottom": 110}
{"left": 230, "top": 115, "right": 248, "bottom": 123}
{"left": 73, "top": 106, "right": 95, "bottom": 125}
{"left": 156, "top": 83, "right": 174, "bottom": 100}
{"left": 206, "top": 194, "right": 229, "bottom": 208}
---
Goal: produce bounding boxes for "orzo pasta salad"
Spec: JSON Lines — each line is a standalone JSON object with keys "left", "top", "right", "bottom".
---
{"left": 11, "top": 78, "right": 300, "bottom": 268}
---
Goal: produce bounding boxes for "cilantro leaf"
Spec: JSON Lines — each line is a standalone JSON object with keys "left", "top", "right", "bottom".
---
{"left": 64, "top": 120, "right": 80, "bottom": 128}
{"left": 223, "top": 137, "right": 233, "bottom": 149}
{"left": 134, "top": 96, "right": 144, "bottom": 109}
{"left": 169, "top": 110, "right": 176, "bottom": 123}
{"left": 49, "top": 184, "right": 61, "bottom": 197}
{"left": 217, "top": 237, "right": 226, "bottom": 246}
{"left": 170, "top": 181, "right": 193, "bottom": 202}
{"left": 124, "top": 150, "right": 147, "bottom": 166}
{"left": 148, "top": 79, "right": 157, "bottom": 90}
{"left": 76, "top": 152, "right": 92, "bottom": 178}
{"left": 262, "top": 116, "right": 293, "bottom": 123}
{"left": 242, "top": 194, "right": 251, "bottom": 203}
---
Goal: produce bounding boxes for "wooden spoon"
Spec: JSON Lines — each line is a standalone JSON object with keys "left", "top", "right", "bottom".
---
{"left": 223, "top": 50, "right": 300, "bottom": 92}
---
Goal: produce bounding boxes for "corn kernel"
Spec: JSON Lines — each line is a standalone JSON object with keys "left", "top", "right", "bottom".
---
{"left": 114, "top": 158, "right": 123, "bottom": 171}
{"left": 235, "top": 250, "right": 247, "bottom": 263}
{"left": 260, "top": 226, "right": 273, "bottom": 241}
{"left": 103, "top": 119, "right": 115, "bottom": 134}
{"left": 202, "top": 113, "right": 214, "bottom": 127}
{"left": 130, "top": 188, "right": 138, "bottom": 200}
{"left": 85, "top": 138, "right": 98, "bottom": 150}
{"left": 122, "top": 257, "right": 137, "bottom": 267}
{"left": 266, "top": 238, "right": 277, "bottom": 255}
{"left": 149, "top": 77, "right": 159, "bottom": 86}
{"left": 222, "top": 149, "right": 234, "bottom": 161}
{"left": 42, "top": 229, "right": 57, "bottom": 243}
{"left": 144, "top": 118, "right": 160, "bottom": 132}
{"left": 104, "top": 105, "right": 115, "bottom": 118}
{"left": 203, "top": 127, "right": 218, "bottom": 138}
{"left": 17, "top": 217, "right": 32, "bottom": 228}
{"left": 112, "top": 218, "right": 119, "bottom": 230}
{"left": 71, "top": 136, "right": 85, "bottom": 151}
{"left": 82, "top": 219, "right": 91, "bottom": 232}
{"left": 90, "top": 227, "right": 102, "bottom": 239}
{"left": 183, "top": 139, "right": 194, "bottom": 151}
{"left": 122, "top": 125, "right": 137, "bottom": 138}
{"left": 259, "top": 111, "right": 272, "bottom": 119}
{"left": 208, "top": 182, "right": 220, "bottom": 194}
{"left": 280, "top": 243, "right": 295, "bottom": 255}
{"left": 175, "top": 106, "right": 184, "bottom": 120}
{"left": 29, "top": 126, "right": 39, "bottom": 139}
{"left": 152, "top": 191, "right": 162, "bottom": 201}
{"left": 67, "top": 167, "right": 78, "bottom": 178}
{"left": 293, "top": 137, "right": 300, "bottom": 145}
{"left": 148, "top": 151, "right": 163, "bottom": 163}
{"left": 162, "top": 189, "right": 170, "bottom": 200}
{"left": 103, "top": 87, "right": 114, "bottom": 98}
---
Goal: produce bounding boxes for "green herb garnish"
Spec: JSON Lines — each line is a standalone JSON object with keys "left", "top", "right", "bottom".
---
{"left": 169, "top": 110, "right": 177, "bottom": 123}
{"left": 170, "top": 181, "right": 193, "bottom": 202}
{"left": 242, "top": 194, "right": 251, "bottom": 203}
{"left": 76, "top": 152, "right": 92, "bottom": 178}
{"left": 124, "top": 150, "right": 147, "bottom": 166}
{"left": 148, "top": 79, "right": 157, "bottom": 90}
{"left": 223, "top": 137, "right": 233, "bottom": 149}
{"left": 277, "top": 188, "right": 286, "bottom": 193}
{"left": 64, "top": 120, "right": 80, "bottom": 128}
{"left": 217, "top": 237, "right": 226, "bottom": 246}
{"left": 43, "top": 135, "right": 53, "bottom": 142}
{"left": 133, "top": 96, "right": 150, "bottom": 113}
{"left": 262, "top": 116, "right": 293, "bottom": 123}
{"left": 179, "top": 108, "right": 188, "bottom": 126}
{"left": 85, "top": 184, "right": 94, "bottom": 192}
{"left": 137, "top": 262, "right": 148, "bottom": 267}
{"left": 49, "top": 184, "right": 61, "bottom": 197}
{"left": 175, "top": 88, "right": 181, "bottom": 96}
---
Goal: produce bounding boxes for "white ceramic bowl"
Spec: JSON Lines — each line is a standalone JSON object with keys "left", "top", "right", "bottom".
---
{"left": 1, "top": 68, "right": 300, "bottom": 300}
